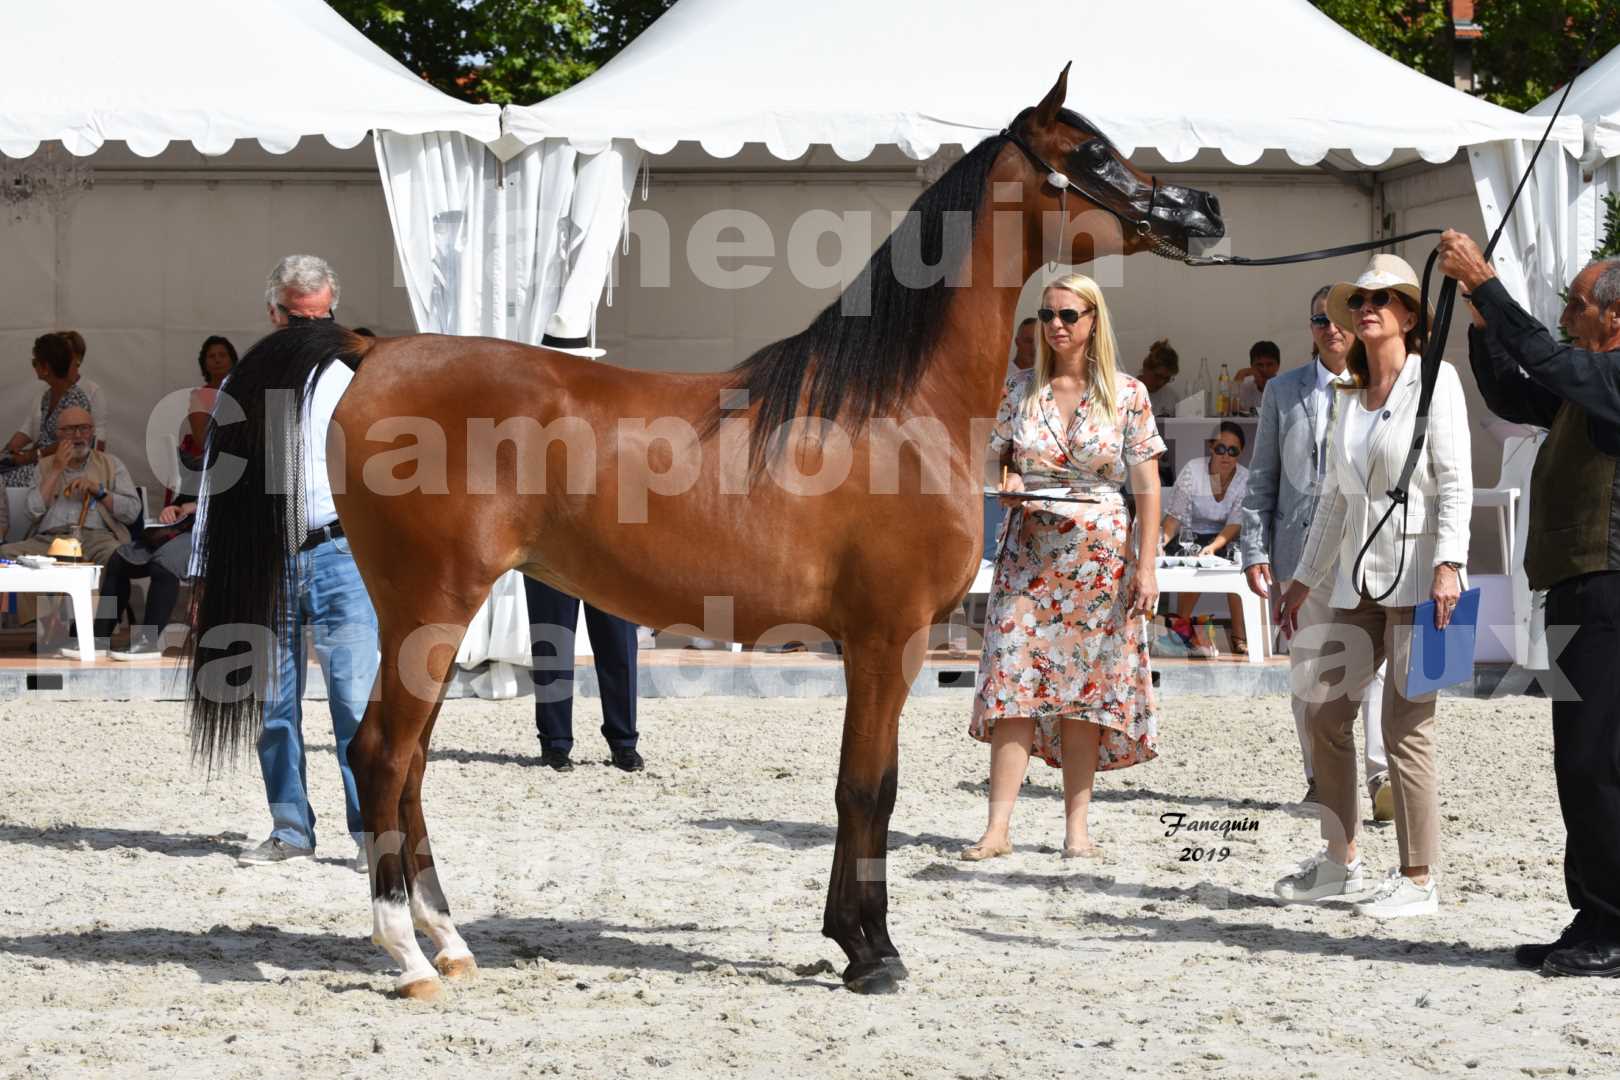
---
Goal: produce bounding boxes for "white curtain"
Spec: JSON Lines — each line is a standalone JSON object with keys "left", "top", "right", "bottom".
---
{"left": 1469, "top": 140, "right": 1582, "bottom": 327}
{"left": 375, "top": 131, "right": 643, "bottom": 696}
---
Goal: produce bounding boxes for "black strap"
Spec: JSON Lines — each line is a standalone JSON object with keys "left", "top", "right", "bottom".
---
{"left": 1345, "top": 51, "right": 1589, "bottom": 601}
{"left": 1182, "top": 228, "right": 1443, "bottom": 268}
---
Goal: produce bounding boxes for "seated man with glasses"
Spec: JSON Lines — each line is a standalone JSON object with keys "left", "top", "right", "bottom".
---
{"left": 1, "top": 404, "right": 142, "bottom": 650}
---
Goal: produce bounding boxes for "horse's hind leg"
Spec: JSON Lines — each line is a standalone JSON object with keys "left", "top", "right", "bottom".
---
{"left": 402, "top": 692, "right": 476, "bottom": 981}
{"left": 822, "top": 629, "right": 913, "bottom": 994}
{"left": 351, "top": 609, "right": 472, "bottom": 1000}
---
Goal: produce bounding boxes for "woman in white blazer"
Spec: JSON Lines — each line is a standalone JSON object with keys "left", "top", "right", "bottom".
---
{"left": 1275, "top": 254, "right": 1472, "bottom": 920}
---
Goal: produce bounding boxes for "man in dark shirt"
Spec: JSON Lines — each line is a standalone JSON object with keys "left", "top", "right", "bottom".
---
{"left": 1439, "top": 228, "right": 1620, "bottom": 977}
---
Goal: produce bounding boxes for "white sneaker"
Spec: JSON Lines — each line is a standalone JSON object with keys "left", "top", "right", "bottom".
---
{"left": 56, "top": 643, "right": 104, "bottom": 661}
{"left": 1353, "top": 869, "right": 1439, "bottom": 919}
{"left": 1274, "top": 849, "right": 1369, "bottom": 903}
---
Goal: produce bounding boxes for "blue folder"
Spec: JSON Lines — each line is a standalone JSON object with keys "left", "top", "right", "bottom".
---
{"left": 1404, "top": 587, "right": 1480, "bottom": 697}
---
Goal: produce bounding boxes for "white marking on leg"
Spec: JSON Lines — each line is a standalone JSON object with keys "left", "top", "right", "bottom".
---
{"left": 372, "top": 897, "right": 438, "bottom": 989}
{"left": 410, "top": 872, "right": 471, "bottom": 963}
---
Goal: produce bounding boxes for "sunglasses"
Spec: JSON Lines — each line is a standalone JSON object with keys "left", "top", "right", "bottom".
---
{"left": 1038, "top": 306, "right": 1093, "bottom": 326}
{"left": 1309, "top": 314, "right": 1333, "bottom": 328}
{"left": 1210, "top": 444, "right": 1241, "bottom": 457}
{"left": 57, "top": 424, "right": 94, "bottom": 437}
{"left": 276, "top": 304, "right": 335, "bottom": 322}
{"left": 1345, "top": 289, "right": 1397, "bottom": 312}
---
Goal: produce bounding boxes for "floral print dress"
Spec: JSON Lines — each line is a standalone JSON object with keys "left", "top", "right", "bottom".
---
{"left": 970, "top": 370, "right": 1166, "bottom": 770}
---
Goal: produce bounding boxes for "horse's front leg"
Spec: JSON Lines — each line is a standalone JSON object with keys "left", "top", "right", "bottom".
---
{"left": 822, "top": 630, "right": 913, "bottom": 994}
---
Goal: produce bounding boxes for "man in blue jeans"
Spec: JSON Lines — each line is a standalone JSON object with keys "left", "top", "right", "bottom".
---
{"left": 236, "top": 255, "right": 380, "bottom": 873}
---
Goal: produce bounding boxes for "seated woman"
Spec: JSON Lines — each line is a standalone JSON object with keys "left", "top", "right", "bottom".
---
{"left": 1, "top": 334, "right": 92, "bottom": 489}
{"left": 1160, "top": 421, "right": 1250, "bottom": 657}
{"left": 180, "top": 335, "right": 238, "bottom": 468}
{"left": 96, "top": 497, "right": 197, "bottom": 660}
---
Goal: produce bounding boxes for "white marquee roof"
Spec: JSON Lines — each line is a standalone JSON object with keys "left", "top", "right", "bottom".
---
{"left": 0, "top": 0, "right": 500, "bottom": 158}
{"left": 504, "top": 0, "right": 1579, "bottom": 168}
{"left": 1529, "top": 43, "right": 1620, "bottom": 162}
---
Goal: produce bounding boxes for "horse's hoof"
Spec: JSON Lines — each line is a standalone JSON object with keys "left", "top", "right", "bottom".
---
{"left": 434, "top": 952, "right": 478, "bottom": 982}
{"left": 880, "top": 956, "right": 911, "bottom": 980}
{"left": 842, "top": 961, "right": 899, "bottom": 995}
{"left": 396, "top": 976, "right": 443, "bottom": 1002}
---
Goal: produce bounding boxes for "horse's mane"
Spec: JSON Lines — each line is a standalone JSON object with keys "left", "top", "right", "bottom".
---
{"left": 720, "top": 133, "right": 1009, "bottom": 462}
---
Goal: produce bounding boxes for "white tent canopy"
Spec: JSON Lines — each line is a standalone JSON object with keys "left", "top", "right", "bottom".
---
{"left": 1479, "top": 44, "right": 1620, "bottom": 334}
{"left": 505, "top": 0, "right": 1578, "bottom": 168}
{"left": 0, "top": 0, "right": 500, "bottom": 158}
{"left": 1529, "top": 43, "right": 1620, "bottom": 162}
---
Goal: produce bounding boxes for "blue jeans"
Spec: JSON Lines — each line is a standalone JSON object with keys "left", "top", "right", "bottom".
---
{"left": 256, "top": 535, "right": 380, "bottom": 849}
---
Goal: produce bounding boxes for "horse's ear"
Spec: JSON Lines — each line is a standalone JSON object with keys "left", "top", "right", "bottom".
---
{"left": 1034, "top": 63, "right": 1071, "bottom": 128}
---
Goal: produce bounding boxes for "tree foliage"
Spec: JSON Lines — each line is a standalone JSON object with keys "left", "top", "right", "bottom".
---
{"left": 336, "top": 1, "right": 1620, "bottom": 113}
{"left": 1310, "top": 1, "right": 1453, "bottom": 84}
{"left": 1311, "top": 1, "right": 1620, "bottom": 112}
{"left": 326, "top": 0, "right": 674, "bottom": 105}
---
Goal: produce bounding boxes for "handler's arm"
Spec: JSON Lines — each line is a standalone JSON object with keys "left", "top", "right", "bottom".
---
{"left": 1466, "top": 318, "right": 1562, "bottom": 427}
{"left": 1471, "top": 277, "right": 1620, "bottom": 426}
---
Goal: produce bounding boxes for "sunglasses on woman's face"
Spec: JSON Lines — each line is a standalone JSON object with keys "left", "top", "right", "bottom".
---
{"left": 1038, "top": 306, "right": 1093, "bottom": 326}
{"left": 1345, "top": 289, "right": 1395, "bottom": 312}
{"left": 1309, "top": 314, "right": 1332, "bottom": 328}
{"left": 1210, "top": 444, "right": 1241, "bottom": 457}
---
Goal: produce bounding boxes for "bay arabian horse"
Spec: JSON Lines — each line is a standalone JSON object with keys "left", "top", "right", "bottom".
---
{"left": 186, "top": 68, "right": 1224, "bottom": 999}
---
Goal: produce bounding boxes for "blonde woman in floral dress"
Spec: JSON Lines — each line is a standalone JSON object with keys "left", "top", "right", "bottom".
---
{"left": 963, "top": 272, "right": 1165, "bottom": 861}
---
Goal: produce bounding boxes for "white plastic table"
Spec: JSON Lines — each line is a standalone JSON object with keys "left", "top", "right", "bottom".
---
{"left": 0, "top": 562, "right": 102, "bottom": 661}
{"left": 1155, "top": 562, "right": 1269, "bottom": 664}
{"left": 967, "top": 557, "right": 1270, "bottom": 664}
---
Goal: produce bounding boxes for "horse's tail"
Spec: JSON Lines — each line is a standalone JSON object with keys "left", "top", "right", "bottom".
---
{"left": 184, "top": 320, "right": 373, "bottom": 772}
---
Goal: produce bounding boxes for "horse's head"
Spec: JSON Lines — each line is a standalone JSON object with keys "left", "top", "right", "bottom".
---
{"left": 1007, "top": 65, "right": 1225, "bottom": 261}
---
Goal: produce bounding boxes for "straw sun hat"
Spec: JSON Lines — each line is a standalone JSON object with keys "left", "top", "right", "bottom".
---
{"left": 1326, "top": 253, "right": 1430, "bottom": 333}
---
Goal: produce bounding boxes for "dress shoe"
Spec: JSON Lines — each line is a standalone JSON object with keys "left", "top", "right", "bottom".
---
{"left": 1368, "top": 771, "right": 1395, "bottom": 823}
{"left": 1514, "top": 911, "right": 1599, "bottom": 969}
{"left": 611, "top": 748, "right": 644, "bottom": 772}
{"left": 1543, "top": 937, "right": 1620, "bottom": 977}
{"left": 539, "top": 747, "right": 574, "bottom": 772}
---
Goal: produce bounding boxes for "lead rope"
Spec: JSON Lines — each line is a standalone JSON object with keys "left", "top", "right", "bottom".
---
{"left": 1346, "top": 51, "right": 1588, "bottom": 601}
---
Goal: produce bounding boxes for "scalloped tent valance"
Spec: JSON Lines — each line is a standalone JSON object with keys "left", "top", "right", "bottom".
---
{"left": 1529, "top": 43, "right": 1620, "bottom": 163}
{"left": 502, "top": 0, "right": 1579, "bottom": 169}
{"left": 0, "top": 0, "right": 500, "bottom": 159}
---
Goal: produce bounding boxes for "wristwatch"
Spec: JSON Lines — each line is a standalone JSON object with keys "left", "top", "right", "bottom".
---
{"left": 1439, "top": 560, "right": 1463, "bottom": 573}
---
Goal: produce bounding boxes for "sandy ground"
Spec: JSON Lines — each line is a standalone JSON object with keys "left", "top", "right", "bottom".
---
{"left": 0, "top": 690, "right": 1614, "bottom": 1079}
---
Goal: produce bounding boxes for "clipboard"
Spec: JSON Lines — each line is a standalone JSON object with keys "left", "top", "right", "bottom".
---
{"left": 981, "top": 486, "right": 1105, "bottom": 504}
{"left": 1404, "top": 587, "right": 1480, "bottom": 697}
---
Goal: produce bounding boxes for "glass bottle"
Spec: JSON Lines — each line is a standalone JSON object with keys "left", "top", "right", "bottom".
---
{"left": 1193, "top": 357, "right": 1213, "bottom": 415}
{"left": 1216, "top": 363, "right": 1232, "bottom": 417}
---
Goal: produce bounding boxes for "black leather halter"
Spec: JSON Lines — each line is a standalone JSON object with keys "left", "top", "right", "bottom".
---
{"left": 998, "top": 125, "right": 1158, "bottom": 239}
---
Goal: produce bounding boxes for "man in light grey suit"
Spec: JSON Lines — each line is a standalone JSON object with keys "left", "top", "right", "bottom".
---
{"left": 1241, "top": 286, "right": 1390, "bottom": 816}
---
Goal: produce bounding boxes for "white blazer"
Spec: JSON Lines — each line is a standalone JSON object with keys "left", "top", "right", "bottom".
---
{"left": 1295, "top": 354, "right": 1472, "bottom": 609}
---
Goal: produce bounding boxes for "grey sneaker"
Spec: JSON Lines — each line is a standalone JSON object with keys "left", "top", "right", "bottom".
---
{"left": 1275, "top": 849, "right": 1370, "bottom": 903}
{"left": 238, "top": 836, "right": 314, "bottom": 865}
{"left": 110, "top": 630, "right": 162, "bottom": 662}
{"left": 1354, "top": 869, "right": 1439, "bottom": 919}
{"left": 353, "top": 841, "right": 370, "bottom": 876}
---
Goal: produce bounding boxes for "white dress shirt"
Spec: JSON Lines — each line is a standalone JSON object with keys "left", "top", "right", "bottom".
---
{"left": 303, "top": 363, "right": 353, "bottom": 530}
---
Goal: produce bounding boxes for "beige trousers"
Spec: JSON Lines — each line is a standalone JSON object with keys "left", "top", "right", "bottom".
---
{"left": 1300, "top": 592, "right": 1439, "bottom": 869}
